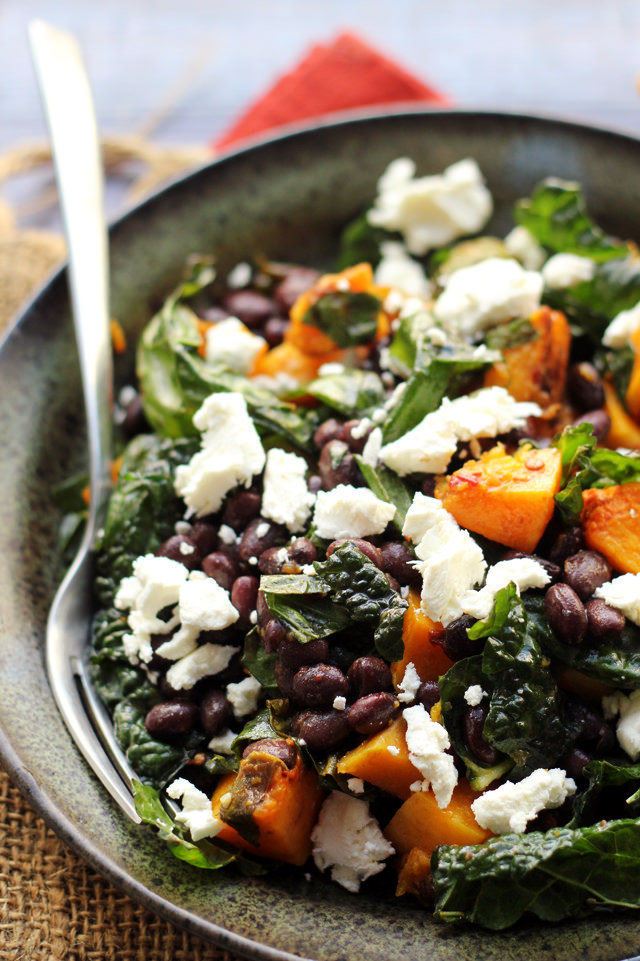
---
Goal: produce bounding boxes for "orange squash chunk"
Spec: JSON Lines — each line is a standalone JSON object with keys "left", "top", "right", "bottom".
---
{"left": 624, "top": 326, "right": 640, "bottom": 421}
{"left": 384, "top": 779, "right": 493, "bottom": 859}
{"left": 438, "top": 443, "right": 563, "bottom": 554}
{"left": 337, "top": 717, "right": 420, "bottom": 800}
{"left": 581, "top": 482, "right": 640, "bottom": 573}
{"left": 395, "top": 847, "right": 432, "bottom": 898}
{"left": 483, "top": 306, "right": 571, "bottom": 408}
{"left": 391, "top": 589, "right": 453, "bottom": 689}
{"left": 251, "top": 340, "right": 345, "bottom": 383}
{"left": 603, "top": 379, "right": 640, "bottom": 450}
{"left": 211, "top": 748, "right": 325, "bottom": 865}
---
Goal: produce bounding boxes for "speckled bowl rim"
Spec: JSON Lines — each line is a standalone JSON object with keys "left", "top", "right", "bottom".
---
{"left": 3, "top": 107, "right": 640, "bottom": 961}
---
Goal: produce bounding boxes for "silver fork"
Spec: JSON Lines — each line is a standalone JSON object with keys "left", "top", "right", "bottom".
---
{"left": 29, "top": 20, "right": 141, "bottom": 823}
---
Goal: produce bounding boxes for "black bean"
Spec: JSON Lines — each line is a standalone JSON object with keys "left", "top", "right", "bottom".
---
{"left": 379, "top": 541, "right": 421, "bottom": 587}
{"left": 222, "top": 490, "right": 262, "bottom": 531}
{"left": 572, "top": 409, "right": 611, "bottom": 444}
{"left": 238, "top": 518, "right": 285, "bottom": 563}
{"left": 564, "top": 550, "right": 612, "bottom": 601}
{"left": 421, "top": 476, "right": 437, "bottom": 498}
{"left": 313, "top": 418, "right": 345, "bottom": 450}
{"left": 308, "top": 474, "right": 323, "bottom": 495}
{"left": 348, "top": 692, "right": 398, "bottom": 735}
{"left": 567, "top": 362, "right": 606, "bottom": 412}
{"left": 544, "top": 583, "right": 587, "bottom": 644}
{"left": 386, "top": 573, "right": 402, "bottom": 594}
{"left": 121, "top": 393, "right": 149, "bottom": 438}
{"left": 500, "top": 549, "right": 562, "bottom": 584}
{"left": 548, "top": 526, "right": 585, "bottom": 566}
{"left": 464, "top": 706, "right": 499, "bottom": 765}
{"left": 231, "top": 575, "right": 259, "bottom": 628}
{"left": 263, "top": 317, "right": 289, "bottom": 347}
{"left": 145, "top": 701, "right": 199, "bottom": 740}
{"left": 318, "top": 440, "right": 360, "bottom": 489}
{"left": 199, "top": 689, "right": 232, "bottom": 737}
{"left": 567, "top": 699, "right": 617, "bottom": 756}
{"left": 197, "top": 305, "right": 229, "bottom": 324}
{"left": 563, "top": 746, "right": 592, "bottom": 781}
{"left": 434, "top": 615, "right": 477, "bottom": 661}
{"left": 343, "top": 420, "right": 371, "bottom": 454}
{"left": 242, "top": 738, "right": 298, "bottom": 768}
{"left": 188, "top": 521, "right": 219, "bottom": 557}
{"left": 202, "top": 551, "right": 239, "bottom": 590}
{"left": 416, "top": 680, "right": 440, "bottom": 713}
{"left": 274, "top": 267, "right": 320, "bottom": 313}
{"left": 327, "top": 537, "right": 383, "bottom": 569}
{"left": 155, "top": 534, "right": 201, "bottom": 571}
{"left": 585, "top": 598, "right": 626, "bottom": 642}
{"left": 258, "top": 546, "right": 286, "bottom": 574}
{"left": 291, "top": 664, "right": 349, "bottom": 708}
{"left": 274, "top": 662, "right": 296, "bottom": 699}
{"left": 290, "top": 709, "right": 351, "bottom": 753}
{"left": 278, "top": 635, "right": 330, "bottom": 671}
{"left": 221, "top": 289, "right": 276, "bottom": 328}
{"left": 288, "top": 537, "right": 317, "bottom": 565}
{"left": 346, "top": 656, "right": 392, "bottom": 698}
{"left": 263, "top": 618, "right": 287, "bottom": 653}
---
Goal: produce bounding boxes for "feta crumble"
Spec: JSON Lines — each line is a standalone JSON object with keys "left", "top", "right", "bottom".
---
{"left": 311, "top": 792, "right": 395, "bottom": 893}
{"left": 166, "top": 778, "right": 223, "bottom": 841}
{"left": 333, "top": 695, "right": 347, "bottom": 711}
{"left": 360, "top": 426, "right": 383, "bottom": 468}
{"left": 155, "top": 574, "right": 239, "bottom": 661}
{"left": 403, "top": 704, "right": 458, "bottom": 808}
{"left": 174, "top": 393, "right": 265, "bottom": 517}
{"left": 433, "top": 257, "right": 543, "bottom": 338}
{"left": 602, "top": 689, "right": 640, "bottom": 760}
{"left": 397, "top": 662, "right": 422, "bottom": 703}
{"left": 226, "top": 675, "right": 262, "bottom": 718}
{"left": 471, "top": 769, "right": 577, "bottom": 835}
{"left": 312, "top": 484, "right": 396, "bottom": 540}
{"left": 347, "top": 777, "right": 365, "bottom": 794}
{"left": 367, "top": 157, "right": 492, "bottom": 255}
{"left": 204, "top": 317, "right": 267, "bottom": 374}
{"left": 503, "top": 225, "right": 546, "bottom": 270}
{"left": 373, "top": 240, "right": 431, "bottom": 296}
{"left": 165, "top": 643, "right": 239, "bottom": 691}
{"left": 464, "top": 684, "right": 487, "bottom": 707}
{"left": 541, "top": 252, "right": 595, "bottom": 289}
{"left": 261, "top": 448, "right": 316, "bottom": 533}
{"left": 602, "top": 301, "right": 640, "bottom": 348}
{"left": 594, "top": 573, "right": 640, "bottom": 625}
{"left": 460, "top": 557, "right": 551, "bottom": 621}
{"left": 207, "top": 728, "right": 237, "bottom": 755}
{"left": 114, "top": 554, "right": 188, "bottom": 663}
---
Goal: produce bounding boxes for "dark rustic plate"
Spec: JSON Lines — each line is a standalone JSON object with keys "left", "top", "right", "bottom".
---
{"left": 2, "top": 109, "right": 640, "bottom": 961}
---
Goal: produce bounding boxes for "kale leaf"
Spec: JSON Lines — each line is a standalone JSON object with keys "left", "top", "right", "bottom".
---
{"left": 90, "top": 608, "right": 148, "bottom": 707}
{"left": 432, "top": 818, "right": 640, "bottom": 929}
{"left": 302, "top": 369, "right": 384, "bottom": 416}
{"left": 302, "top": 290, "right": 382, "bottom": 347}
{"left": 354, "top": 456, "right": 413, "bottom": 531}
{"left": 336, "top": 212, "right": 396, "bottom": 270}
{"left": 571, "top": 759, "right": 640, "bottom": 827}
{"left": 113, "top": 697, "right": 200, "bottom": 785}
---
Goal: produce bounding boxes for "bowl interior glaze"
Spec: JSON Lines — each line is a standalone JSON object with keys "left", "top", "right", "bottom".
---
{"left": 2, "top": 109, "right": 640, "bottom": 961}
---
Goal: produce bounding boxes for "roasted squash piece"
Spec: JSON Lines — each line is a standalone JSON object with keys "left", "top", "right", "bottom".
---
{"left": 211, "top": 743, "right": 325, "bottom": 865}
{"left": 395, "top": 847, "right": 432, "bottom": 899}
{"left": 384, "top": 779, "right": 493, "bottom": 859}
{"left": 603, "top": 379, "right": 640, "bottom": 449}
{"left": 483, "top": 306, "right": 571, "bottom": 408}
{"left": 391, "top": 589, "right": 453, "bottom": 689}
{"left": 336, "top": 717, "right": 420, "bottom": 800}
{"left": 624, "top": 325, "right": 640, "bottom": 422}
{"left": 438, "top": 443, "right": 563, "bottom": 554}
{"left": 581, "top": 482, "right": 640, "bottom": 573}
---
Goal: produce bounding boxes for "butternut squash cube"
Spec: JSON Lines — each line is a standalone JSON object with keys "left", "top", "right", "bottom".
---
{"left": 336, "top": 717, "right": 420, "bottom": 800}
{"left": 581, "top": 481, "right": 640, "bottom": 574}
{"left": 391, "top": 589, "right": 453, "bottom": 689}
{"left": 603, "top": 379, "right": 640, "bottom": 450}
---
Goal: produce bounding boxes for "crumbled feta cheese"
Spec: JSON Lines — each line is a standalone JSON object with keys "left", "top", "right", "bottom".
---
{"left": 347, "top": 777, "right": 365, "bottom": 794}
{"left": 380, "top": 386, "right": 540, "bottom": 476}
{"left": 166, "top": 778, "right": 223, "bottom": 841}
{"left": 318, "top": 361, "right": 346, "bottom": 376}
{"left": 226, "top": 675, "right": 262, "bottom": 718}
{"left": 360, "top": 427, "right": 383, "bottom": 468}
{"left": 226, "top": 260, "right": 252, "bottom": 288}
{"left": 207, "top": 728, "right": 237, "bottom": 754}
{"left": 175, "top": 394, "right": 265, "bottom": 517}
{"left": 333, "top": 695, "right": 347, "bottom": 711}
{"left": 204, "top": 317, "right": 267, "bottom": 375}
{"left": 261, "top": 448, "right": 316, "bottom": 533}
{"left": 312, "top": 485, "right": 396, "bottom": 540}
{"left": 433, "top": 257, "right": 543, "bottom": 337}
{"left": 350, "top": 418, "right": 372, "bottom": 440}
{"left": 594, "top": 573, "right": 640, "bottom": 624}
{"left": 367, "top": 157, "right": 492, "bottom": 255}
{"left": 397, "top": 662, "right": 422, "bottom": 703}
{"left": 218, "top": 524, "right": 240, "bottom": 544}
{"left": 179, "top": 540, "right": 195, "bottom": 556}
{"left": 114, "top": 555, "right": 188, "bottom": 663}
{"left": 249, "top": 610, "right": 258, "bottom": 625}
{"left": 165, "top": 643, "right": 238, "bottom": 691}
{"left": 387, "top": 745, "right": 400, "bottom": 756}
{"left": 471, "top": 769, "right": 577, "bottom": 835}
{"left": 311, "top": 792, "right": 395, "bottom": 893}
{"left": 403, "top": 704, "right": 458, "bottom": 808}
{"left": 402, "top": 494, "right": 487, "bottom": 626}
{"left": 156, "top": 574, "right": 240, "bottom": 660}
{"left": 255, "top": 521, "right": 270, "bottom": 539}
{"left": 464, "top": 684, "right": 487, "bottom": 707}
{"left": 602, "top": 302, "right": 640, "bottom": 348}
{"left": 460, "top": 557, "right": 551, "bottom": 620}
{"left": 542, "top": 252, "right": 595, "bottom": 289}
{"left": 373, "top": 240, "right": 431, "bottom": 296}
{"left": 503, "top": 225, "right": 546, "bottom": 271}
{"left": 602, "top": 689, "right": 640, "bottom": 760}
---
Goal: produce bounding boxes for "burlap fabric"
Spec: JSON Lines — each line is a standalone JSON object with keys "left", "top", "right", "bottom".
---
{"left": 0, "top": 140, "right": 249, "bottom": 961}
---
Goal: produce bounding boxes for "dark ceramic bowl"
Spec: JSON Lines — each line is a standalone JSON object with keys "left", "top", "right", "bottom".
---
{"left": 3, "top": 109, "right": 640, "bottom": 961}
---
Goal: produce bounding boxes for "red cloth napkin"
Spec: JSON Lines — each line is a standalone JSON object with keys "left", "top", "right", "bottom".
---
{"left": 214, "top": 31, "right": 450, "bottom": 150}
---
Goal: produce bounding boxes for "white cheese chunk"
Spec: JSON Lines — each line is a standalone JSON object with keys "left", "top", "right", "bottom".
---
{"left": 155, "top": 572, "right": 239, "bottom": 660}
{"left": 380, "top": 386, "right": 540, "bottom": 476}
{"left": 204, "top": 317, "right": 266, "bottom": 374}
{"left": 602, "top": 689, "right": 640, "bottom": 760}
{"left": 594, "top": 573, "right": 640, "bottom": 625}
{"left": 261, "top": 448, "right": 316, "bottom": 533}
{"left": 165, "top": 643, "right": 238, "bottom": 691}
{"left": 373, "top": 240, "right": 431, "bottom": 296}
{"left": 226, "top": 675, "right": 262, "bottom": 718}
{"left": 433, "top": 257, "right": 543, "bottom": 337}
{"left": 403, "top": 704, "right": 458, "bottom": 808}
{"left": 360, "top": 426, "right": 383, "bottom": 468}
{"left": 471, "top": 769, "right": 576, "bottom": 835}
{"left": 174, "top": 393, "right": 265, "bottom": 517}
{"left": 114, "top": 554, "right": 188, "bottom": 664}
{"left": 464, "top": 685, "right": 487, "bottom": 707}
{"left": 367, "top": 157, "right": 492, "bottom": 256}
{"left": 397, "top": 662, "right": 422, "bottom": 703}
{"left": 312, "top": 484, "right": 396, "bottom": 540}
{"left": 333, "top": 695, "right": 347, "bottom": 711}
{"left": 311, "top": 792, "right": 395, "bottom": 893}
{"left": 207, "top": 728, "right": 237, "bottom": 755}
{"left": 166, "top": 778, "right": 223, "bottom": 842}
{"left": 541, "top": 253, "right": 595, "bottom": 289}
{"left": 461, "top": 557, "right": 551, "bottom": 620}
{"left": 347, "top": 777, "right": 365, "bottom": 794}
{"left": 602, "top": 301, "right": 640, "bottom": 348}
{"left": 503, "top": 225, "right": 546, "bottom": 270}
